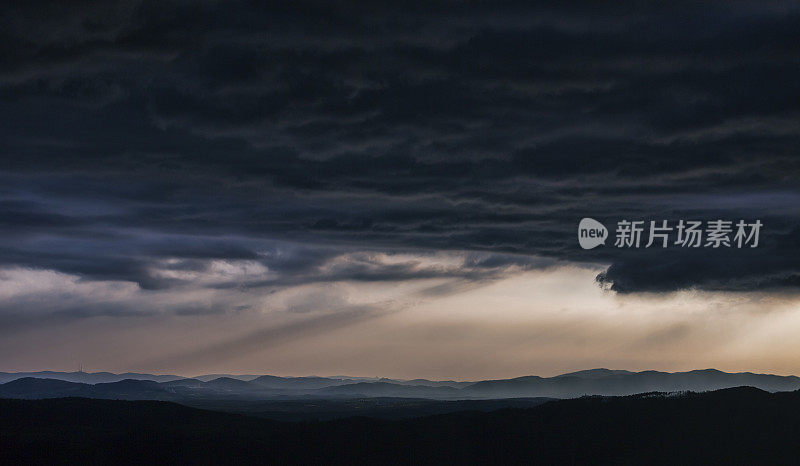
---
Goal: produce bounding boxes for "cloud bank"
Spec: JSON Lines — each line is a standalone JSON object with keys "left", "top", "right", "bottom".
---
{"left": 0, "top": 0, "right": 799, "bottom": 315}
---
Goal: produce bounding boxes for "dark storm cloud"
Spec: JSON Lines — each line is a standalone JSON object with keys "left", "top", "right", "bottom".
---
{"left": 1, "top": 0, "right": 799, "bottom": 295}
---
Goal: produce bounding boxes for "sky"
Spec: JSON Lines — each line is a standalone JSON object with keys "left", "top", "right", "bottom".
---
{"left": 1, "top": 1, "right": 799, "bottom": 379}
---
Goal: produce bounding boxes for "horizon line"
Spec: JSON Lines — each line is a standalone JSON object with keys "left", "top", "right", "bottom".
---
{"left": 3, "top": 367, "right": 800, "bottom": 382}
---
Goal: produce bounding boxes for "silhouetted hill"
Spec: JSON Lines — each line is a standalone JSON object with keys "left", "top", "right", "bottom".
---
{"left": 316, "top": 382, "right": 460, "bottom": 398}
{"left": 4, "top": 387, "right": 800, "bottom": 464}
{"left": 4, "top": 369, "right": 800, "bottom": 401}
{"left": 555, "top": 368, "right": 635, "bottom": 378}
{"left": 0, "top": 377, "right": 86, "bottom": 398}
{"left": 203, "top": 377, "right": 260, "bottom": 391}
{"left": 462, "top": 369, "right": 800, "bottom": 398}
{"left": 87, "top": 379, "right": 171, "bottom": 400}
{"left": 251, "top": 375, "right": 351, "bottom": 389}
{"left": 0, "top": 371, "right": 184, "bottom": 384}
{"left": 193, "top": 374, "right": 262, "bottom": 382}
{"left": 0, "top": 378, "right": 177, "bottom": 401}
{"left": 162, "top": 378, "right": 204, "bottom": 388}
{"left": 377, "top": 378, "right": 472, "bottom": 388}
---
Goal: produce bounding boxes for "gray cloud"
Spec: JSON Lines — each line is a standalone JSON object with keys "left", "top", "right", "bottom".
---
{"left": 0, "top": 0, "right": 798, "bottom": 301}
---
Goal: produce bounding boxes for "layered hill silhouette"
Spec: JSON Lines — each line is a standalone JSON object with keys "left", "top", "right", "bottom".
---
{"left": 3, "top": 368, "right": 800, "bottom": 401}
{"left": 3, "top": 387, "right": 800, "bottom": 464}
{"left": 0, "top": 370, "right": 185, "bottom": 384}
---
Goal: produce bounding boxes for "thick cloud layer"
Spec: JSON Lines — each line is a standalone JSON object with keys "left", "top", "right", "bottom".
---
{"left": 1, "top": 0, "right": 799, "bottom": 302}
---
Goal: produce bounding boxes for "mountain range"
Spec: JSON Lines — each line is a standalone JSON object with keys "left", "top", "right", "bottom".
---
{"left": 2, "top": 368, "right": 800, "bottom": 401}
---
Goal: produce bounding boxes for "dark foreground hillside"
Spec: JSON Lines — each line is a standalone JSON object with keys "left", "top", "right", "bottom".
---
{"left": 2, "top": 387, "right": 800, "bottom": 465}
